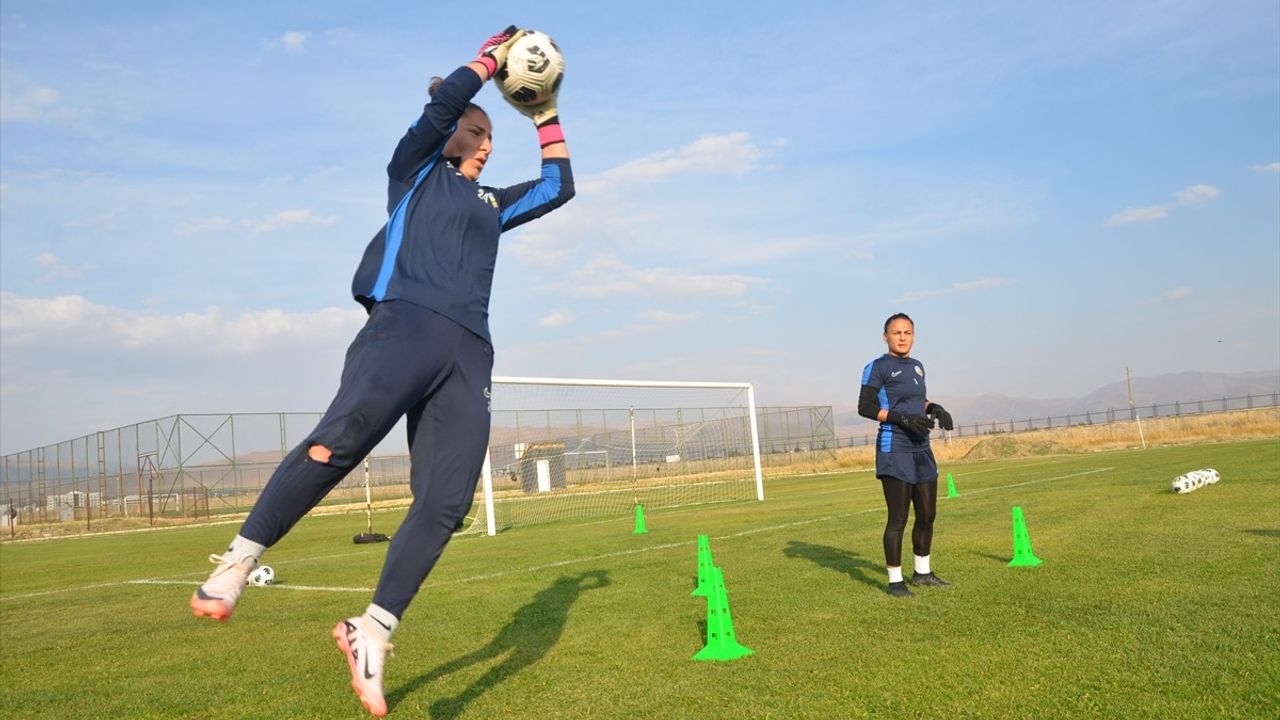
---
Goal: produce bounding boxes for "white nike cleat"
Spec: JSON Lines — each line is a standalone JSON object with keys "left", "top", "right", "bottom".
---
{"left": 190, "top": 552, "right": 257, "bottom": 622}
{"left": 333, "top": 617, "right": 392, "bottom": 717}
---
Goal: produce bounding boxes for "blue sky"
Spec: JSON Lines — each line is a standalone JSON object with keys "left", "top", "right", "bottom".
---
{"left": 2, "top": 1, "right": 1278, "bottom": 453}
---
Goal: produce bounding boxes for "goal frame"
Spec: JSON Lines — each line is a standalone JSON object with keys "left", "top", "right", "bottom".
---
{"left": 477, "top": 376, "right": 765, "bottom": 536}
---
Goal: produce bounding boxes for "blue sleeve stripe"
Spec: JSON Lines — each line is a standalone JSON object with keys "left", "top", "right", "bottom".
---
{"left": 370, "top": 154, "right": 438, "bottom": 301}
{"left": 877, "top": 384, "right": 892, "bottom": 451}
{"left": 860, "top": 360, "right": 876, "bottom": 385}
{"left": 498, "top": 162, "right": 562, "bottom": 225}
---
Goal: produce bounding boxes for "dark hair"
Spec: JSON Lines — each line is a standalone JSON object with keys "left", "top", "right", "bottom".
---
{"left": 883, "top": 312, "right": 913, "bottom": 333}
{"left": 428, "top": 75, "right": 487, "bottom": 118}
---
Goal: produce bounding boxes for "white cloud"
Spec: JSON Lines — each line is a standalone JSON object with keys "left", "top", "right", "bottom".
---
{"left": 32, "top": 252, "right": 94, "bottom": 282}
{"left": 564, "top": 256, "right": 764, "bottom": 299}
{"left": 0, "top": 72, "right": 67, "bottom": 123}
{"left": 245, "top": 209, "right": 338, "bottom": 233}
{"left": 1108, "top": 184, "right": 1222, "bottom": 226}
{"left": 898, "top": 276, "right": 1013, "bottom": 302}
{"left": 635, "top": 309, "right": 693, "bottom": 325}
{"left": 269, "top": 31, "right": 311, "bottom": 53}
{"left": 715, "top": 236, "right": 827, "bottom": 264}
{"left": 1106, "top": 204, "right": 1169, "bottom": 225}
{"left": 0, "top": 291, "right": 363, "bottom": 355}
{"left": 1141, "top": 286, "right": 1192, "bottom": 306}
{"left": 591, "top": 132, "right": 765, "bottom": 187}
{"left": 1175, "top": 184, "right": 1221, "bottom": 206}
{"left": 537, "top": 310, "right": 572, "bottom": 328}
{"left": 1250, "top": 162, "right": 1280, "bottom": 173}
{"left": 177, "top": 216, "right": 234, "bottom": 235}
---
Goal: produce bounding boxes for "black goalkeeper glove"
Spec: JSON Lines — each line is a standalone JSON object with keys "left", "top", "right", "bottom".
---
{"left": 927, "top": 403, "right": 954, "bottom": 431}
{"left": 886, "top": 410, "right": 934, "bottom": 437}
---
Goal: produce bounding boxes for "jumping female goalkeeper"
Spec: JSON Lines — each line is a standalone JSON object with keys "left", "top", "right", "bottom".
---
{"left": 190, "top": 26, "right": 574, "bottom": 717}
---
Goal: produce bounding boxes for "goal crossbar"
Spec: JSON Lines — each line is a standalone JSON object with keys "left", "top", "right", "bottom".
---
{"left": 477, "top": 377, "right": 765, "bottom": 536}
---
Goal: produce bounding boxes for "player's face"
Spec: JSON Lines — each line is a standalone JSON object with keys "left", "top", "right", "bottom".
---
{"left": 445, "top": 107, "right": 493, "bottom": 181}
{"left": 883, "top": 319, "right": 915, "bottom": 357}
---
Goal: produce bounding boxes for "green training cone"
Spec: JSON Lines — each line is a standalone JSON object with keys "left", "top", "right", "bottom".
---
{"left": 633, "top": 503, "right": 648, "bottom": 535}
{"left": 946, "top": 472, "right": 959, "bottom": 498}
{"left": 691, "top": 534, "right": 714, "bottom": 597}
{"left": 1008, "top": 506, "right": 1043, "bottom": 567}
{"left": 692, "top": 566, "right": 754, "bottom": 662}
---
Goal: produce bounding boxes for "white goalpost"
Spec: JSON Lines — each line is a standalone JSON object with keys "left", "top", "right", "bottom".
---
{"left": 463, "top": 377, "right": 765, "bottom": 536}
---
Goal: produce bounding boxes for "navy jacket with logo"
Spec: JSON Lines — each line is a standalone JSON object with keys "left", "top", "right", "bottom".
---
{"left": 351, "top": 66, "right": 574, "bottom": 344}
{"left": 860, "top": 354, "right": 931, "bottom": 453}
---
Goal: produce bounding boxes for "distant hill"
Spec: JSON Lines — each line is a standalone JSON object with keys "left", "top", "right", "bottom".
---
{"left": 833, "top": 370, "right": 1280, "bottom": 435}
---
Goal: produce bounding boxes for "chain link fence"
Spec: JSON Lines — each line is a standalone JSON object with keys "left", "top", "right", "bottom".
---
{"left": 0, "top": 406, "right": 836, "bottom": 536}
{"left": 835, "top": 392, "right": 1280, "bottom": 448}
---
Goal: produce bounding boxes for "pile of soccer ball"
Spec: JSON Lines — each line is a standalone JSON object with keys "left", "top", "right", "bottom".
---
{"left": 495, "top": 30, "right": 564, "bottom": 106}
{"left": 248, "top": 565, "right": 276, "bottom": 587}
{"left": 1170, "top": 468, "right": 1220, "bottom": 494}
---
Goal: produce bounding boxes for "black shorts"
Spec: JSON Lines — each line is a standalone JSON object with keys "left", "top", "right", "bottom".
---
{"left": 876, "top": 450, "right": 938, "bottom": 485}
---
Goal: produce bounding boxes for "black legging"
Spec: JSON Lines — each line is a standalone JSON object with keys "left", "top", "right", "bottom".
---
{"left": 880, "top": 476, "right": 937, "bottom": 567}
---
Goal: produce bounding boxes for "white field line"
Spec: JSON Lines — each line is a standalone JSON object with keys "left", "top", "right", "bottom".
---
{"left": 0, "top": 466, "right": 1113, "bottom": 603}
{"left": 125, "top": 579, "right": 373, "bottom": 593}
{"left": 956, "top": 467, "right": 1114, "bottom": 496}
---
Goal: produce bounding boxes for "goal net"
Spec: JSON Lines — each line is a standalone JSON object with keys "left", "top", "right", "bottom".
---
{"left": 467, "top": 377, "right": 764, "bottom": 535}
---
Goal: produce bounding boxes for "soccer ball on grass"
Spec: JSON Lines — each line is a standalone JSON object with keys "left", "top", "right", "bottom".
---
{"left": 1170, "top": 468, "right": 1220, "bottom": 494}
{"left": 248, "top": 565, "right": 276, "bottom": 586}
{"left": 495, "top": 30, "right": 564, "bottom": 106}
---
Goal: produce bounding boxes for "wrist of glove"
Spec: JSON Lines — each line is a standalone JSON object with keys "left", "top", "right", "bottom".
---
{"left": 505, "top": 96, "right": 563, "bottom": 146}
{"left": 886, "top": 410, "right": 934, "bottom": 436}
{"left": 927, "top": 403, "right": 955, "bottom": 431}
{"left": 475, "top": 25, "right": 524, "bottom": 76}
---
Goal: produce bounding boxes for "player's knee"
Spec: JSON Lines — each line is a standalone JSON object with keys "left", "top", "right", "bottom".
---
{"left": 307, "top": 444, "right": 333, "bottom": 464}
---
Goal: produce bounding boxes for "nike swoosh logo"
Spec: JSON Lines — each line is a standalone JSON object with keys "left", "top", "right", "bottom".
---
{"left": 371, "top": 617, "right": 392, "bottom": 632}
{"left": 196, "top": 588, "right": 221, "bottom": 601}
{"left": 363, "top": 659, "right": 377, "bottom": 681}
{"left": 891, "top": 370, "right": 902, "bottom": 377}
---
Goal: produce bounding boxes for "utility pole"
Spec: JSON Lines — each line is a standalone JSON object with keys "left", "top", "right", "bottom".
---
{"left": 1125, "top": 367, "right": 1147, "bottom": 449}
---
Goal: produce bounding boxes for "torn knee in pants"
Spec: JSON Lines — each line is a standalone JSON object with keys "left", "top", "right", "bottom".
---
{"left": 307, "top": 444, "right": 333, "bottom": 464}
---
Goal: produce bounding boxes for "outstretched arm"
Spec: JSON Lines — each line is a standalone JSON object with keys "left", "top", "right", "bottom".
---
{"left": 386, "top": 27, "right": 524, "bottom": 188}
{"left": 490, "top": 40, "right": 574, "bottom": 229}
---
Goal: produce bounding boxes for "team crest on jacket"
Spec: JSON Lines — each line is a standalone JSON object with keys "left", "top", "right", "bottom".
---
{"left": 915, "top": 366, "right": 924, "bottom": 377}
{"left": 477, "top": 188, "right": 498, "bottom": 208}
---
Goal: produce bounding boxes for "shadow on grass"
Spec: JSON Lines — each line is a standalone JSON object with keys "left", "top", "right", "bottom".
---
{"left": 390, "top": 569, "right": 611, "bottom": 719}
{"left": 972, "top": 551, "right": 1011, "bottom": 564}
{"left": 782, "top": 540, "right": 882, "bottom": 591}
{"left": 1245, "top": 529, "right": 1280, "bottom": 539}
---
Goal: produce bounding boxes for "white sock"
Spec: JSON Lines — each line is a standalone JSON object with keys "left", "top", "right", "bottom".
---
{"left": 914, "top": 554, "right": 931, "bottom": 575}
{"left": 363, "top": 603, "right": 398, "bottom": 643}
{"left": 887, "top": 566, "right": 904, "bottom": 583}
{"left": 227, "top": 535, "right": 266, "bottom": 563}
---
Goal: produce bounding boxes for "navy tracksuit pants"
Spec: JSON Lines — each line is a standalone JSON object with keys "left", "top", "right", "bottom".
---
{"left": 239, "top": 300, "right": 493, "bottom": 618}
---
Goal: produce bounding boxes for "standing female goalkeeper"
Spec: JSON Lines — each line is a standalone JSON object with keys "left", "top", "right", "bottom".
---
{"left": 190, "top": 27, "right": 574, "bottom": 717}
{"left": 857, "top": 313, "right": 955, "bottom": 598}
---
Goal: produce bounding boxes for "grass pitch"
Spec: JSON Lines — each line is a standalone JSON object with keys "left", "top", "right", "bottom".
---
{"left": 1, "top": 438, "right": 1277, "bottom": 719}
